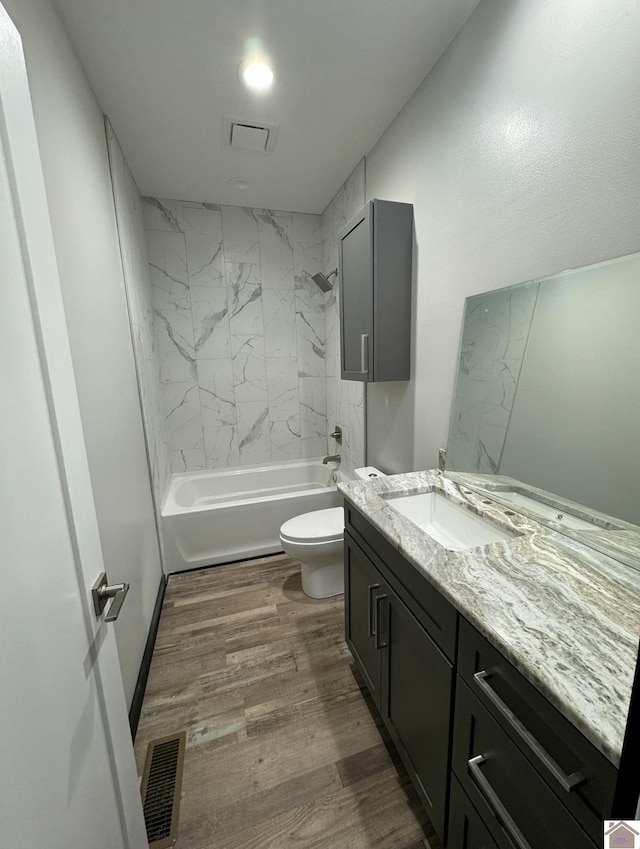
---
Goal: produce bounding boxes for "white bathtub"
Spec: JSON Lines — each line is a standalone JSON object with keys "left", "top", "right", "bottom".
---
{"left": 161, "top": 459, "right": 348, "bottom": 573}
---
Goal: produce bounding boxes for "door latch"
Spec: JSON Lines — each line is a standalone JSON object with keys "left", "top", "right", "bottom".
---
{"left": 91, "top": 572, "right": 130, "bottom": 622}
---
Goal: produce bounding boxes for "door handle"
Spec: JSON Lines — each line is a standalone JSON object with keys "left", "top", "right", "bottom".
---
{"left": 351, "top": 334, "right": 370, "bottom": 376}
{"left": 91, "top": 572, "right": 130, "bottom": 622}
{"left": 360, "top": 333, "right": 369, "bottom": 374}
{"left": 374, "top": 594, "right": 388, "bottom": 649}
{"left": 367, "top": 583, "right": 380, "bottom": 636}
{"left": 473, "top": 671, "right": 584, "bottom": 792}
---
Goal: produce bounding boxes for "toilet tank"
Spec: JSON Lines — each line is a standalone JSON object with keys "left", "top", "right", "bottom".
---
{"left": 353, "top": 466, "right": 385, "bottom": 480}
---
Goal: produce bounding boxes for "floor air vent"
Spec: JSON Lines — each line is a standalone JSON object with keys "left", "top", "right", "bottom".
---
{"left": 140, "top": 731, "right": 186, "bottom": 848}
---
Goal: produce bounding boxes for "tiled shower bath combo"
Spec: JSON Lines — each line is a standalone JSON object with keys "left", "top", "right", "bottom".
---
{"left": 109, "top": 114, "right": 366, "bottom": 551}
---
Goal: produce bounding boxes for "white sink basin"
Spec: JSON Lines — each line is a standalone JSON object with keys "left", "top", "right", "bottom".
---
{"left": 385, "top": 490, "right": 512, "bottom": 551}
{"left": 486, "top": 490, "right": 597, "bottom": 530}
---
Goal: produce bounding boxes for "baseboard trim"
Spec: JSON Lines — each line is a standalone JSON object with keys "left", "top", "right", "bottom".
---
{"left": 129, "top": 574, "right": 168, "bottom": 740}
{"left": 168, "top": 549, "right": 287, "bottom": 577}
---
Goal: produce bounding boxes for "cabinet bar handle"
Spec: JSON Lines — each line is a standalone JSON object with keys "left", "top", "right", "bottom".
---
{"left": 473, "top": 671, "right": 585, "bottom": 793}
{"left": 468, "top": 755, "right": 532, "bottom": 849}
{"left": 367, "top": 583, "right": 380, "bottom": 637}
{"left": 360, "top": 333, "right": 369, "bottom": 375}
{"left": 375, "top": 594, "right": 388, "bottom": 649}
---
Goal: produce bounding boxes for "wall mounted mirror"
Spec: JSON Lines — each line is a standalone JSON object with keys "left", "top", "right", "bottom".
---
{"left": 446, "top": 250, "right": 640, "bottom": 568}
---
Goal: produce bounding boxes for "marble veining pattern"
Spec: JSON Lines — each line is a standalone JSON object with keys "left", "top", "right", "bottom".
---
{"left": 448, "top": 471, "right": 640, "bottom": 570}
{"left": 143, "top": 160, "right": 366, "bottom": 476}
{"left": 448, "top": 283, "right": 540, "bottom": 474}
{"left": 145, "top": 199, "right": 329, "bottom": 472}
{"left": 321, "top": 160, "right": 366, "bottom": 475}
{"left": 339, "top": 469, "right": 640, "bottom": 765}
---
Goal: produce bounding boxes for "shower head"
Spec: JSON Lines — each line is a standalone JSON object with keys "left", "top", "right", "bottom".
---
{"left": 311, "top": 268, "right": 338, "bottom": 293}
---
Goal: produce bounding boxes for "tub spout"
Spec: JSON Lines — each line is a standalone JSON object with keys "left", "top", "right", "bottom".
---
{"left": 322, "top": 455, "right": 341, "bottom": 465}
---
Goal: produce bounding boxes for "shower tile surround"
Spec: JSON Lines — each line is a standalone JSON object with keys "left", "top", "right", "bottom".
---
{"left": 447, "top": 283, "right": 539, "bottom": 474}
{"left": 144, "top": 159, "right": 366, "bottom": 476}
{"left": 322, "top": 160, "right": 367, "bottom": 475}
{"left": 145, "top": 200, "right": 327, "bottom": 472}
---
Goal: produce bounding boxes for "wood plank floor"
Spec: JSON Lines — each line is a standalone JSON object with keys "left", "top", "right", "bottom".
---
{"left": 134, "top": 554, "right": 440, "bottom": 849}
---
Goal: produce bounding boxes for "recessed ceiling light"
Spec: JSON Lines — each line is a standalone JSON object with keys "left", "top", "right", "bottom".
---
{"left": 239, "top": 59, "right": 274, "bottom": 92}
{"left": 228, "top": 177, "right": 254, "bottom": 190}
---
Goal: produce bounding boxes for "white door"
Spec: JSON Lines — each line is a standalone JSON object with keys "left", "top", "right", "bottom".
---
{"left": 0, "top": 5, "right": 147, "bottom": 847}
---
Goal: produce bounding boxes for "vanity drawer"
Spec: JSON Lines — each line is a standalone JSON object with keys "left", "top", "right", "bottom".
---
{"left": 448, "top": 776, "right": 499, "bottom": 849}
{"left": 458, "top": 617, "right": 616, "bottom": 844}
{"left": 453, "top": 679, "right": 596, "bottom": 849}
{"left": 344, "top": 503, "right": 457, "bottom": 659}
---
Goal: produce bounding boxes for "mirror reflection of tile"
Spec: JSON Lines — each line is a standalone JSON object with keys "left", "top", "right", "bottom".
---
{"left": 447, "top": 251, "right": 640, "bottom": 534}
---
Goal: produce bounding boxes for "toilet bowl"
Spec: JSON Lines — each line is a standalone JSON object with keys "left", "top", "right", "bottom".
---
{"left": 279, "top": 467, "right": 384, "bottom": 599}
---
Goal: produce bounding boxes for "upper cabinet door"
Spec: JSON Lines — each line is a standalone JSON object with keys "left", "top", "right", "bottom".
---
{"left": 338, "top": 199, "right": 413, "bottom": 382}
{"left": 339, "top": 204, "right": 373, "bottom": 380}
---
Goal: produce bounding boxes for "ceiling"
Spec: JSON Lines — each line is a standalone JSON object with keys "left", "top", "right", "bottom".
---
{"left": 53, "top": 0, "right": 479, "bottom": 213}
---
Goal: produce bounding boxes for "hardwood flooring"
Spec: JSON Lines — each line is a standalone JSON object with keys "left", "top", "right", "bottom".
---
{"left": 134, "top": 554, "right": 440, "bottom": 849}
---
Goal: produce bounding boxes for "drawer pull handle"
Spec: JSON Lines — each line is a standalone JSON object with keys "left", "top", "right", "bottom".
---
{"left": 375, "top": 594, "right": 388, "bottom": 649}
{"left": 468, "top": 755, "right": 532, "bottom": 849}
{"left": 360, "top": 333, "right": 369, "bottom": 375}
{"left": 474, "top": 670, "right": 585, "bottom": 793}
{"left": 367, "top": 583, "right": 380, "bottom": 637}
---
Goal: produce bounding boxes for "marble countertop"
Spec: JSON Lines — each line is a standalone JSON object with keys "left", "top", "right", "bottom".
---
{"left": 338, "top": 469, "right": 640, "bottom": 766}
{"left": 447, "top": 471, "right": 640, "bottom": 568}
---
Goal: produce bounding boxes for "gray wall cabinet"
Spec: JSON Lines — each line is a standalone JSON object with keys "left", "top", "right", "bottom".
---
{"left": 338, "top": 199, "right": 413, "bottom": 382}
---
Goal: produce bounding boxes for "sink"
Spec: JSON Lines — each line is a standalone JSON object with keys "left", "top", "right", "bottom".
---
{"left": 482, "top": 489, "right": 598, "bottom": 530}
{"left": 385, "top": 489, "right": 513, "bottom": 551}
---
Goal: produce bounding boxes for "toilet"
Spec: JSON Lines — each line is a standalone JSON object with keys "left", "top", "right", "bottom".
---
{"left": 279, "top": 467, "right": 384, "bottom": 599}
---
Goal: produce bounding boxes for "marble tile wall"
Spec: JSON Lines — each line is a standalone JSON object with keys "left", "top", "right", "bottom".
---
{"left": 446, "top": 282, "right": 540, "bottom": 473}
{"left": 322, "top": 159, "right": 367, "bottom": 476}
{"left": 144, "top": 199, "right": 329, "bottom": 473}
{"left": 105, "top": 122, "right": 171, "bottom": 522}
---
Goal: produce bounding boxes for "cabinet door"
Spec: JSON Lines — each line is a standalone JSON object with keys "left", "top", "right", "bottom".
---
{"left": 344, "top": 533, "right": 385, "bottom": 707}
{"left": 448, "top": 777, "right": 499, "bottom": 849}
{"left": 379, "top": 588, "right": 454, "bottom": 843}
{"left": 339, "top": 206, "right": 372, "bottom": 380}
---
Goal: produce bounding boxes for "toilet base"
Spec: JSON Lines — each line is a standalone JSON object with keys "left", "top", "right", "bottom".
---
{"left": 301, "top": 559, "right": 344, "bottom": 599}
{"left": 279, "top": 472, "right": 385, "bottom": 600}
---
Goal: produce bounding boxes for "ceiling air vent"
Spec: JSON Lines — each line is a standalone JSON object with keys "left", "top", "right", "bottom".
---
{"left": 223, "top": 116, "right": 279, "bottom": 155}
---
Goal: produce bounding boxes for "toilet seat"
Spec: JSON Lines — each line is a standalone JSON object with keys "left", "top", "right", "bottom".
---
{"left": 279, "top": 506, "right": 343, "bottom": 544}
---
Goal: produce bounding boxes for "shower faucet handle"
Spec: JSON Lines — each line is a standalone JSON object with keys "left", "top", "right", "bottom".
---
{"left": 330, "top": 425, "right": 342, "bottom": 444}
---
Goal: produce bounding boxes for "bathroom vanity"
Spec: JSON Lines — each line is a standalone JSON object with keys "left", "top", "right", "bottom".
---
{"left": 339, "top": 470, "right": 640, "bottom": 849}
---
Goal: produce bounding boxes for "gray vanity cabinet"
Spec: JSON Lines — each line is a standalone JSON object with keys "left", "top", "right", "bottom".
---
{"left": 338, "top": 199, "right": 413, "bottom": 382}
{"left": 453, "top": 618, "right": 616, "bottom": 849}
{"left": 448, "top": 776, "right": 499, "bottom": 849}
{"left": 343, "top": 500, "right": 619, "bottom": 849}
{"left": 378, "top": 584, "right": 454, "bottom": 841}
{"left": 344, "top": 534, "right": 385, "bottom": 708}
{"left": 344, "top": 505, "right": 456, "bottom": 845}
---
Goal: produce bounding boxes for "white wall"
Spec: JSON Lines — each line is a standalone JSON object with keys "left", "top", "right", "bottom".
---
{"left": 365, "top": 0, "right": 640, "bottom": 473}
{"left": 5, "top": 0, "right": 163, "bottom": 707}
{"left": 106, "top": 122, "right": 171, "bottom": 537}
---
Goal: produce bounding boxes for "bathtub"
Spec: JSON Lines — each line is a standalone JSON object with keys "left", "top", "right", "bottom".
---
{"left": 161, "top": 459, "right": 348, "bottom": 573}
